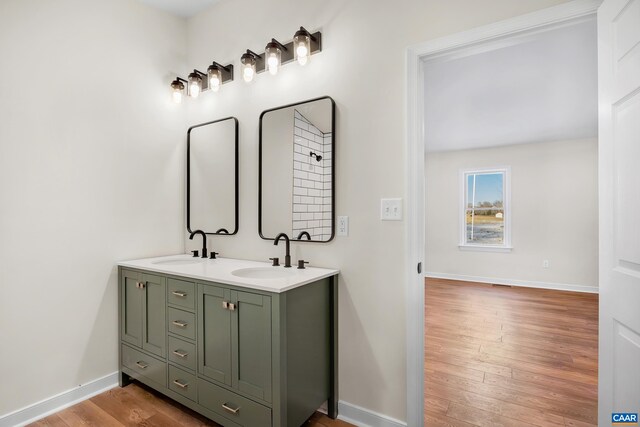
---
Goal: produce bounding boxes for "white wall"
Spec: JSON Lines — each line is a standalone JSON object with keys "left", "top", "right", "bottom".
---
{"left": 426, "top": 139, "right": 598, "bottom": 290}
{"left": 0, "top": 0, "right": 186, "bottom": 417}
{"left": 184, "top": 0, "right": 569, "bottom": 421}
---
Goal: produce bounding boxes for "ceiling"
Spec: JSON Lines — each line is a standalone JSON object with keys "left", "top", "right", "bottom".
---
{"left": 424, "top": 17, "right": 598, "bottom": 152}
{"left": 137, "top": 0, "right": 219, "bottom": 17}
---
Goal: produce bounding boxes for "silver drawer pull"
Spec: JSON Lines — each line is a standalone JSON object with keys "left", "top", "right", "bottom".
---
{"left": 221, "top": 403, "right": 240, "bottom": 415}
{"left": 172, "top": 291, "right": 187, "bottom": 297}
{"left": 172, "top": 349, "right": 188, "bottom": 358}
{"left": 135, "top": 361, "right": 148, "bottom": 369}
{"left": 172, "top": 320, "right": 188, "bottom": 328}
{"left": 173, "top": 379, "right": 189, "bottom": 389}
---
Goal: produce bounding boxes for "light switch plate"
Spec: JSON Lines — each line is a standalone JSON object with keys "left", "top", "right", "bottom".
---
{"left": 337, "top": 216, "right": 349, "bottom": 236}
{"left": 381, "top": 198, "right": 403, "bottom": 221}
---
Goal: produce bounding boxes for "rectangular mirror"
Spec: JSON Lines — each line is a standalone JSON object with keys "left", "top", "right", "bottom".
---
{"left": 187, "top": 117, "right": 238, "bottom": 235}
{"left": 259, "top": 96, "right": 335, "bottom": 242}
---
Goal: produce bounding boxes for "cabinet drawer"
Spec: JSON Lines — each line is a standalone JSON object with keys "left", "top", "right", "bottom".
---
{"left": 168, "top": 365, "right": 197, "bottom": 402}
{"left": 167, "top": 278, "right": 195, "bottom": 310}
{"left": 168, "top": 307, "right": 196, "bottom": 340}
{"left": 168, "top": 336, "right": 196, "bottom": 371}
{"left": 198, "top": 378, "right": 271, "bottom": 427}
{"left": 121, "top": 344, "right": 166, "bottom": 387}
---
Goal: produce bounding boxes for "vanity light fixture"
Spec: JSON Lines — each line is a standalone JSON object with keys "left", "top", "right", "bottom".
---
{"left": 240, "top": 50, "right": 261, "bottom": 83}
{"left": 265, "top": 39, "right": 287, "bottom": 75}
{"left": 207, "top": 61, "right": 234, "bottom": 92}
{"left": 240, "top": 26, "right": 322, "bottom": 81}
{"left": 170, "top": 77, "right": 187, "bottom": 104}
{"left": 187, "top": 70, "right": 206, "bottom": 98}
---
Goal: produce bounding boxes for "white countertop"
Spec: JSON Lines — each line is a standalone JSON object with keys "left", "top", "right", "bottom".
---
{"left": 118, "top": 254, "right": 339, "bottom": 293}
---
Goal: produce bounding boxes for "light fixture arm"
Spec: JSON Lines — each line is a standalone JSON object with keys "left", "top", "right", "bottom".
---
{"left": 270, "top": 38, "right": 288, "bottom": 51}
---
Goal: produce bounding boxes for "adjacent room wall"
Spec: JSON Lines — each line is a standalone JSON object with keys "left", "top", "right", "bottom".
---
{"left": 184, "top": 0, "right": 570, "bottom": 421}
{"left": 426, "top": 139, "right": 598, "bottom": 291}
{"left": 0, "top": 0, "right": 186, "bottom": 417}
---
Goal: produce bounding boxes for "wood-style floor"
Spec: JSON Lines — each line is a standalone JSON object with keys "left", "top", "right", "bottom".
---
{"left": 425, "top": 278, "right": 598, "bottom": 427}
{"left": 29, "top": 382, "right": 352, "bottom": 427}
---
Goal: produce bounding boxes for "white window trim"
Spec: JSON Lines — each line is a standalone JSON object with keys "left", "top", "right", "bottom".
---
{"left": 459, "top": 166, "right": 512, "bottom": 252}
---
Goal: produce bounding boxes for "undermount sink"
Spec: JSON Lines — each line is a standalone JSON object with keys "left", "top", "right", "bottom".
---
{"left": 152, "top": 258, "right": 205, "bottom": 266}
{"left": 231, "top": 267, "right": 297, "bottom": 279}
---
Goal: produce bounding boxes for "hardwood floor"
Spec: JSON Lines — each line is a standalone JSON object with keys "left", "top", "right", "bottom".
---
{"left": 29, "top": 382, "right": 352, "bottom": 427}
{"left": 425, "top": 278, "right": 598, "bottom": 427}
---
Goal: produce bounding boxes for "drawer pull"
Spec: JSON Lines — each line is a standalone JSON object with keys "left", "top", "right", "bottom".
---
{"left": 172, "top": 291, "right": 187, "bottom": 297}
{"left": 135, "top": 361, "right": 148, "bottom": 369}
{"left": 172, "top": 349, "right": 188, "bottom": 358}
{"left": 172, "top": 379, "right": 189, "bottom": 389}
{"left": 222, "top": 403, "right": 240, "bottom": 415}
{"left": 172, "top": 320, "right": 188, "bottom": 328}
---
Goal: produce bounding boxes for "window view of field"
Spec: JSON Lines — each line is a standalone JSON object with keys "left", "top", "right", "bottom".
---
{"left": 466, "top": 172, "right": 504, "bottom": 244}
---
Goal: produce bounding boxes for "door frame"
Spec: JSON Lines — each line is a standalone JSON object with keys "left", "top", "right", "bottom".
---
{"left": 403, "top": 0, "right": 602, "bottom": 424}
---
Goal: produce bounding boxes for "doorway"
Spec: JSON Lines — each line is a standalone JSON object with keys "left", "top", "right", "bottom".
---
{"left": 404, "top": 1, "right": 603, "bottom": 425}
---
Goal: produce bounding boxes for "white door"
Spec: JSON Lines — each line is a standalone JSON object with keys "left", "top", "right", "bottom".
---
{"left": 598, "top": 0, "right": 640, "bottom": 424}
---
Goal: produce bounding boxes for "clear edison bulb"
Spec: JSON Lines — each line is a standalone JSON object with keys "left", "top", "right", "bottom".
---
{"left": 241, "top": 53, "right": 256, "bottom": 83}
{"left": 208, "top": 68, "right": 221, "bottom": 92}
{"left": 170, "top": 79, "right": 184, "bottom": 104}
{"left": 294, "top": 31, "right": 311, "bottom": 66}
{"left": 188, "top": 73, "right": 202, "bottom": 98}
{"left": 172, "top": 89, "right": 183, "bottom": 104}
{"left": 243, "top": 65, "right": 255, "bottom": 82}
{"left": 265, "top": 42, "right": 281, "bottom": 75}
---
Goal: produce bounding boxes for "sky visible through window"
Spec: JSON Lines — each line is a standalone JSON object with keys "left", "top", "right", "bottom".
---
{"left": 467, "top": 173, "right": 503, "bottom": 207}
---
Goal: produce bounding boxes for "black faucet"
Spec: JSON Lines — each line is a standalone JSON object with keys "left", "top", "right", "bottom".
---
{"left": 296, "top": 231, "right": 311, "bottom": 240}
{"left": 274, "top": 233, "right": 292, "bottom": 268}
{"left": 189, "top": 230, "right": 208, "bottom": 258}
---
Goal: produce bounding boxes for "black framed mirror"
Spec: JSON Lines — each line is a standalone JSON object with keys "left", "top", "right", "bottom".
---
{"left": 259, "top": 96, "right": 335, "bottom": 242}
{"left": 187, "top": 117, "right": 238, "bottom": 235}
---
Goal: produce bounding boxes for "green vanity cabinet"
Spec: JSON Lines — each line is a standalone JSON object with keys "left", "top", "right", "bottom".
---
{"left": 199, "top": 285, "right": 272, "bottom": 402}
{"left": 118, "top": 264, "right": 338, "bottom": 427}
{"left": 120, "top": 269, "right": 166, "bottom": 358}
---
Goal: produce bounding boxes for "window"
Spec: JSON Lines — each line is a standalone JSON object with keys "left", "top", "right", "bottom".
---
{"left": 460, "top": 168, "right": 511, "bottom": 251}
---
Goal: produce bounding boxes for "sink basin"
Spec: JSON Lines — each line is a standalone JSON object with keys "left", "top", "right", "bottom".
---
{"left": 231, "top": 267, "right": 297, "bottom": 280}
{"left": 152, "top": 258, "right": 205, "bottom": 266}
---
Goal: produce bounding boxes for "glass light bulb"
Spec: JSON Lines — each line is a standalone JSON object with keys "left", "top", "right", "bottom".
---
{"left": 189, "top": 82, "right": 200, "bottom": 98}
{"left": 267, "top": 53, "right": 279, "bottom": 75}
{"left": 172, "top": 90, "right": 182, "bottom": 104}
{"left": 243, "top": 65, "right": 254, "bottom": 82}
{"left": 297, "top": 44, "right": 309, "bottom": 65}
{"left": 210, "top": 75, "right": 220, "bottom": 92}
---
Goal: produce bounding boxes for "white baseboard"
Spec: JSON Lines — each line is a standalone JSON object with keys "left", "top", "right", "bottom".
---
{"left": 0, "top": 372, "right": 119, "bottom": 427}
{"left": 426, "top": 272, "right": 599, "bottom": 294}
{"left": 338, "top": 401, "right": 406, "bottom": 427}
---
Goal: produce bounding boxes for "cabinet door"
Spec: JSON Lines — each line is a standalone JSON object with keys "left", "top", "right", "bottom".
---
{"left": 232, "top": 291, "right": 272, "bottom": 402}
{"left": 121, "top": 270, "right": 143, "bottom": 348}
{"left": 199, "top": 284, "right": 232, "bottom": 386}
{"left": 142, "top": 273, "right": 166, "bottom": 358}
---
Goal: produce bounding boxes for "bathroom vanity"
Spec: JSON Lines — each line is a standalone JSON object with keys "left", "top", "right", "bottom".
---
{"left": 117, "top": 254, "right": 338, "bottom": 427}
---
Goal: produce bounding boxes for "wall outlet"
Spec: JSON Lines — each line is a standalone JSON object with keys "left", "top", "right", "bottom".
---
{"left": 337, "top": 216, "right": 349, "bottom": 236}
{"left": 380, "top": 198, "right": 403, "bottom": 221}
{"left": 543, "top": 260, "right": 550, "bottom": 268}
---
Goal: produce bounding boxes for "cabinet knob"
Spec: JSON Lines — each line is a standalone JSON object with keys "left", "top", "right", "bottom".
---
{"left": 222, "top": 301, "right": 228, "bottom": 309}
{"left": 228, "top": 303, "right": 236, "bottom": 311}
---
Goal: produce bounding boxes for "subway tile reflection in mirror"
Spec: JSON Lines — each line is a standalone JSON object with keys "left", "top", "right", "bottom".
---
{"left": 259, "top": 97, "right": 335, "bottom": 242}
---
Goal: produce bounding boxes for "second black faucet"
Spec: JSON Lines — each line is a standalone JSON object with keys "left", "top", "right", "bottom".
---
{"left": 274, "top": 232, "right": 292, "bottom": 268}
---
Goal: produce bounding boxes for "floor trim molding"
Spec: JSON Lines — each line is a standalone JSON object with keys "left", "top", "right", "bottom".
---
{"left": 0, "top": 372, "right": 119, "bottom": 427}
{"left": 426, "top": 272, "right": 599, "bottom": 294}
{"left": 338, "top": 401, "right": 406, "bottom": 427}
